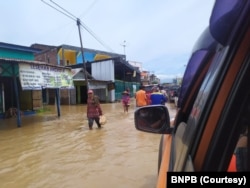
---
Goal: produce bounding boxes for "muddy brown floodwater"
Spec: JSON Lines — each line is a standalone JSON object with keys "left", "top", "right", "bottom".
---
{"left": 0, "top": 99, "right": 177, "bottom": 188}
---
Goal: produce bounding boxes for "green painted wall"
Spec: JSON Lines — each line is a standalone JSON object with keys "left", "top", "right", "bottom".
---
{"left": 115, "top": 80, "right": 140, "bottom": 99}
{"left": 0, "top": 48, "right": 34, "bottom": 60}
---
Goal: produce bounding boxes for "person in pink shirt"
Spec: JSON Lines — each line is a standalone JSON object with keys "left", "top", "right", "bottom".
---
{"left": 122, "top": 90, "right": 130, "bottom": 113}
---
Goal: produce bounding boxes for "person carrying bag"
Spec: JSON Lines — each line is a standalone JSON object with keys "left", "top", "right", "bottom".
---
{"left": 86, "top": 90, "right": 104, "bottom": 130}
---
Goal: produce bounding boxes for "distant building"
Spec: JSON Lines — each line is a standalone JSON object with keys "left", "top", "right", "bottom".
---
{"left": 139, "top": 70, "right": 160, "bottom": 85}
{"left": 128, "top": 61, "right": 142, "bottom": 71}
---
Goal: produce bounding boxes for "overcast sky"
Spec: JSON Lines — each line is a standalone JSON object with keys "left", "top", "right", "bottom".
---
{"left": 1, "top": 0, "right": 215, "bottom": 83}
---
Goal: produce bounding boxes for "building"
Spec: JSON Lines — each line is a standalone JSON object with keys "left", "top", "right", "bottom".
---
{"left": 33, "top": 43, "right": 141, "bottom": 103}
{"left": 0, "top": 42, "right": 74, "bottom": 126}
{"left": 0, "top": 42, "right": 141, "bottom": 116}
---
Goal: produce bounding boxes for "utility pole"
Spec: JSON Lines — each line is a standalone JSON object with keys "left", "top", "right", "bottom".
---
{"left": 77, "top": 18, "right": 89, "bottom": 91}
{"left": 41, "top": 0, "right": 90, "bottom": 92}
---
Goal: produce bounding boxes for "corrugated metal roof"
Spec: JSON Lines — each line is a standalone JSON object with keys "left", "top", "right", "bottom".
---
{"left": 0, "top": 42, "right": 41, "bottom": 53}
{"left": 0, "top": 58, "right": 71, "bottom": 70}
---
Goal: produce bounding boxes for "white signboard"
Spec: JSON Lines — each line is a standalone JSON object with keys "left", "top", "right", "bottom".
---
{"left": 19, "top": 63, "right": 74, "bottom": 90}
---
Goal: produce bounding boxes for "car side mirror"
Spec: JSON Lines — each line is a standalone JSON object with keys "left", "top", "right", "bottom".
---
{"left": 134, "top": 105, "right": 173, "bottom": 134}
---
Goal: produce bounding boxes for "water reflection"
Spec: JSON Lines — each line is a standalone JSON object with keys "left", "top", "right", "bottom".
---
{"left": 0, "top": 100, "right": 176, "bottom": 188}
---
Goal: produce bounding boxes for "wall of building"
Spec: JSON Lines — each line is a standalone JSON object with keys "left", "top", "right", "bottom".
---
{"left": 0, "top": 48, "right": 34, "bottom": 60}
{"left": 35, "top": 48, "right": 58, "bottom": 66}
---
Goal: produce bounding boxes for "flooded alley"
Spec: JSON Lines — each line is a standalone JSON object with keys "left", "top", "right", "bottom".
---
{"left": 0, "top": 100, "right": 177, "bottom": 188}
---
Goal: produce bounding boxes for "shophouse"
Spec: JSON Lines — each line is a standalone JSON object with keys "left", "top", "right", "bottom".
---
{"left": 0, "top": 42, "right": 74, "bottom": 126}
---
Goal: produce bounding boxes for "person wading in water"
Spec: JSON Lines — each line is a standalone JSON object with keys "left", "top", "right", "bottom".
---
{"left": 86, "top": 90, "right": 103, "bottom": 130}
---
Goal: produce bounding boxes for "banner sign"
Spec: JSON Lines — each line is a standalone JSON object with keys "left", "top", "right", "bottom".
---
{"left": 19, "top": 63, "right": 74, "bottom": 90}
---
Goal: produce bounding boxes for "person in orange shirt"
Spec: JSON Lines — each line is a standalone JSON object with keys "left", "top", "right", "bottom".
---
{"left": 135, "top": 85, "right": 147, "bottom": 107}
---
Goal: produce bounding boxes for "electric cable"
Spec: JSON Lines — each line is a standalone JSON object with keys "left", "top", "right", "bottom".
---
{"left": 41, "top": 0, "right": 113, "bottom": 52}
{"left": 41, "top": 0, "right": 76, "bottom": 21}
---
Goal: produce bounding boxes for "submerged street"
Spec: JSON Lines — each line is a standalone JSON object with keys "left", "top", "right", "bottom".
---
{"left": 0, "top": 99, "right": 177, "bottom": 188}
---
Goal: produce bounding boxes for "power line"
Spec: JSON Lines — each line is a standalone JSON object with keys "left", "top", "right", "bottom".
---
{"left": 41, "top": 0, "right": 113, "bottom": 52}
{"left": 79, "top": 20, "right": 113, "bottom": 52}
{"left": 41, "top": 0, "right": 76, "bottom": 21}
{"left": 41, "top": 0, "right": 89, "bottom": 90}
{"left": 50, "top": 0, "right": 77, "bottom": 20}
{"left": 79, "top": 0, "right": 99, "bottom": 18}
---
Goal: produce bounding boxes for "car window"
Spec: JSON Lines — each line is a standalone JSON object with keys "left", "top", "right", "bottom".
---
{"left": 170, "top": 50, "right": 225, "bottom": 171}
{"left": 191, "top": 30, "right": 250, "bottom": 171}
{"left": 175, "top": 27, "right": 219, "bottom": 124}
{"left": 182, "top": 47, "right": 228, "bottom": 152}
{"left": 177, "top": 50, "right": 212, "bottom": 108}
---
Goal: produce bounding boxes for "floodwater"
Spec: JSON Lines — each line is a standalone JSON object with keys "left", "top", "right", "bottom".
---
{"left": 0, "top": 99, "right": 177, "bottom": 188}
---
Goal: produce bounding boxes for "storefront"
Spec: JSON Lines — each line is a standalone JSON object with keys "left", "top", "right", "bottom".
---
{"left": 0, "top": 58, "right": 73, "bottom": 127}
